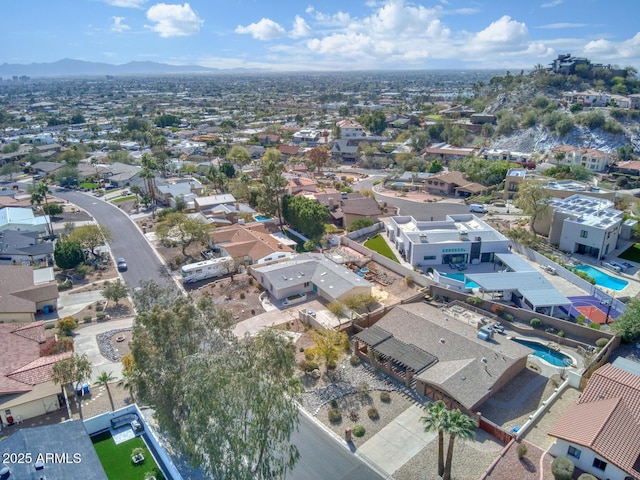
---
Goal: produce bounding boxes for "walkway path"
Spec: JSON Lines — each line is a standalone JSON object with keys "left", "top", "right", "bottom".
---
{"left": 484, "top": 372, "right": 548, "bottom": 410}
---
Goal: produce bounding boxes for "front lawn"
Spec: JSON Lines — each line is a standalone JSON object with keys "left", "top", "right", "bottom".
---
{"left": 79, "top": 182, "right": 100, "bottom": 190}
{"left": 619, "top": 244, "right": 640, "bottom": 263}
{"left": 112, "top": 195, "right": 137, "bottom": 203}
{"left": 92, "top": 431, "right": 164, "bottom": 480}
{"left": 364, "top": 234, "right": 399, "bottom": 263}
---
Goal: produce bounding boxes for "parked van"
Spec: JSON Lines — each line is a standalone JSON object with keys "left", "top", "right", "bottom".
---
{"left": 469, "top": 204, "right": 487, "bottom": 213}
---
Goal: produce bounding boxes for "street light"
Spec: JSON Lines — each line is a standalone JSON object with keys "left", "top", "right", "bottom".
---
{"left": 601, "top": 298, "right": 613, "bottom": 325}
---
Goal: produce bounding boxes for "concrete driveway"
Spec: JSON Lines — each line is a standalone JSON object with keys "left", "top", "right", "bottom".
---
{"left": 57, "top": 290, "right": 106, "bottom": 318}
{"left": 73, "top": 317, "right": 133, "bottom": 383}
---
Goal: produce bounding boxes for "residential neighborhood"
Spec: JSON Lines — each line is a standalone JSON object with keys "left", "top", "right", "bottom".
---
{"left": 2, "top": 58, "right": 640, "bottom": 480}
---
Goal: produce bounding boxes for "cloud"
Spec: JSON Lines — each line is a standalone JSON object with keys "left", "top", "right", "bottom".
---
{"left": 541, "top": 0, "right": 563, "bottom": 7}
{"left": 146, "top": 3, "right": 203, "bottom": 37}
{"left": 537, "top": 22, "right": 588, "bottom": 29}
{"left": 104, "top": 0, "right": 147, "bottom": 7}
{"left": 291, "top": 15, "right": 312, "bottom": 38}
{"left": 584, "top": 32, "right": 640, "bottom": 60}
{"left": 236, "top": 18, "right": 286, "bottom": 41}
{"left": 111, "top": 16, "right": 131, "bottom": 32}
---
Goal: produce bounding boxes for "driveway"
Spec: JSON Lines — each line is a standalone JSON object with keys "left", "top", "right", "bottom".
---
{"left": 73, "top": 317, "right": 133, "bottom": 383}
{"left": 57, "top": 290, "right": 106, "bottom": 318}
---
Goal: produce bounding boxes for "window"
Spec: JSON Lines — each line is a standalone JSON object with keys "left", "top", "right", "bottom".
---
{"left": 592, "top": 458, "right": 607, "bottom": 471}
{"left": 423, "top": 255, "right": 436, "bottom": 261}
{"left": 304, "top": 282, "right": 310, "bottom": 287}
{"left": 580, "top": 230, "right": 588, "bottom": 238}
{"left": 567, "top": 446, "right": 581, "bottom": 459}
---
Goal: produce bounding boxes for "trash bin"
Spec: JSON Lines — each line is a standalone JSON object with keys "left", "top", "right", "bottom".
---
{"left": 43, "top": 305, "right": 50, "bottom": 314}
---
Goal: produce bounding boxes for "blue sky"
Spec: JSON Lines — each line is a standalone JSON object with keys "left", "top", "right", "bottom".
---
{"left": 1, "top": 0, "right": 639, "bottom": 71}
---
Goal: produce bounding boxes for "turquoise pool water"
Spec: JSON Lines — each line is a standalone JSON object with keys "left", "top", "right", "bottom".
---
{"left": 254, "top": 215, "right": 272, "bottom": 222}
{"left": 512, "top": 338, "right": 573, "bottom": 367}
{"left": 440, "top": 272, "right": 480, "bottom": 289}
{"left": 573, "top": 265, "right": 628, "bottom": 291}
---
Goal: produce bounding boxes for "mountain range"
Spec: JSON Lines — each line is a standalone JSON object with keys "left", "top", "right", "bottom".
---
{"left": 0, "top": 58, "right": 224, "bottom": 77}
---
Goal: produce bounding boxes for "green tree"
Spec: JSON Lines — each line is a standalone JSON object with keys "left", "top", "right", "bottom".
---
{"left": 226, "top": 145, "right": 251, "bottom": 167}
{"left": 358, "top": 110, "right": 386, "bottom": 135}
{"left": 94, "top": 371, "right": 116, "bottom": 411}
{"left": 0, "top": 162, "right": 20, "bottom": 180}
{"left": 52, "top": 353, "right": 92, "bottom": 420}
{"left": 347, "top": 218, "right": 375, "bottom": 232}
{"left": 306, "top": 146, "right": 331, "bottom": 173}
{"left": 513, "top": 180, "right": 550, "bottom": 234}
{"left": 220, "top": 162, "right": 236, "bottom": 179}
{"left": 42, "top": 203, "right": 64, "bottom": 216}
{"left": 442, "top": 409, "right": 478, "bottom": 480}
{"left": 428, "top": 159, "right": 443, "bottom": 173}
{"left": 421, "top": 400, "right": 449, "bottom": 477}
{"left": 282, "top": 195, "right": 329, "bottom": 239}
{"left": 30, "top": 182, "right": 54, "bottom": 238}
{"left": 67, "top": 224, "right": 112, "bottom": 258}
{"left": 258, "top": 150, "right": 287, "bottom": 225}
{"left": 551, "top": 456, "right": 575, "bottom": 480}
{"left": 57, "top": 316, "right": 78, "bottom": 336}
{"left": 102, "top": 279, "right": 129, "bottom": 306}
{"left": 130, "top": 284, "right": 301, "bottom": 479}
{"left": 156, "top": 212, "right": 209, "bottom": 256}
{"left": 343, "top": 293, "right": 378, "bottom": 313}
{"left": 140, "top": 154, "right": 158, "bottom": 202}
{"left": 117, "top": 369, "right": 136, "bottom": 403}
{"left": 54, "top": 239, "right": 85, "bottom": 270}
{"left": 310, "top": 328, "right": 349, "bottom": 370}
{"left": 611, "top": 297, "right": 640, "bottom": 342}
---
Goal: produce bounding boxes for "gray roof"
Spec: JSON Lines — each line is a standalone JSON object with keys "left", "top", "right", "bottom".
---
{"left": 612, "top": 357, "right": 640, "bottom": 377}
{"left": 353, "top": 325, "right": 392, "bottom": 347}
{"left": 0, "top": 230, "right": 54, "bottom": 257}
{"left": 0, "top": 421, "right": 108, "bottom": 479}
{"left": 374, "top": 302, "right": 532, "bottom": 410}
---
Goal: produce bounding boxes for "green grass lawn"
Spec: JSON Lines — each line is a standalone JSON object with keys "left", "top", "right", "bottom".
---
{"left": 112, "top": 195, "right": 136, "bottom": 203}
{"left": 364, "top": 234, "right": 399, "bottom": 263}
{"left": 92, "top": 431, "right": 164, "bottom": 480}
{"left": 619, "top": 244, "right": 640, "bottom": 263}
{"left": 79, "top": 182, "right": 99, "bottom": 190}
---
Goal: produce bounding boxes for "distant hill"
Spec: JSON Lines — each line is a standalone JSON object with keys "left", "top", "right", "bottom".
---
{"left": 0, "top": 58, "right": 222, "bottom": 77}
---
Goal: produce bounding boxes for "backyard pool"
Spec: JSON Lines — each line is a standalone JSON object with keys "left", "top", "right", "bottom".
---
{"left": 440, "top": 272, "right": 480, "bottom": 289}
{"left": 254, "top": 215, "right": 272, "bottom": 222}
{"left": 573, "top": 265, "right": 628, "bottom": 291}
{"left": 512, "top": 338, "right": 573, "bottom": 367}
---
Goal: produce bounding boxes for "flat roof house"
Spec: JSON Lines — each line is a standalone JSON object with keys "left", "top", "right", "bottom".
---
{"left": 387, "top": 214, "right": 511, "bottom": 269}
{"left": 251, "top": 253, "right": 372, "bottom": 303}
{"left": 548, "top": 362, "right": 640, "bottom": 480}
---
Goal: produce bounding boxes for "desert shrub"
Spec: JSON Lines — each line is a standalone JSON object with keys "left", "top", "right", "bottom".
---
{"left": 330, "top": 399, "right": 338, "bottom": 408}
{"left": 357, "top": 381, "right": 370, "bottom": 400}
{"left": 299, "top": 360, "right": 319, "bottom": 373}
{"left": 348, "top": 410, "right": 359, "bottom": 422}
{"left": 380, "top": 391, "right": 391, "bottom": 403}
{"left": 517, "top": 443, "right": 528, "bottom": 460}
{"left": 551, "top": 456, "right": 574, "bottom": 480}
{"left": 595, "top": 337, "right": 609, "bottom": 349}
{"left": 577, "top": 474, "right": 598, "bottom": 480}
{"left": 557, "top": 330, "right": 565, "bottom": 338}
{"left": 502, "top": 313, "right": 515, "bottom": 322}
{"left": 404, "top": 275, "right": 415, "bottom": 287}
{"left": 57, "top": 316, "right": 78, "bottom": 336}
{"left": 239, "top": 292, "right": 245, "bottom": 299}
{"left": 588, "top": 322, "right": 602, "bottom": 330}
{"left": 327, "top": 301, "right": 347, "bottom": 318}
{"left": 83, "top": 315, "right": 92, "bottom": 323}
{"left": 576, "top": 315, "right": 586, "bottom": 325}
{"left": 58, "top": 279, "right": 73, "bottom": 290}
{"left": 131, "top": 447, "right": 145, "bottom": 458}
{"left": 96, "top": 312, "right": 106, "bottom": 320}
{"left": 530, "top": 318, "right": 542, "bottom": 328}
{"left": 328, "top": 408, "right": 342, "bottom": 423}
{"left": 367, "top": 407, "right": 380, "bottom": 420}
{"left": 352, "top": 425, "right": 366, "bottom": 437}
{"left": 350, "top": 355, "right": 361, "bottom": 366}
{"left": 466, "top": 296, "right": 482, "bottom": 306}
{"left": 304, "top": 347, "right": 317, "bottom": 361}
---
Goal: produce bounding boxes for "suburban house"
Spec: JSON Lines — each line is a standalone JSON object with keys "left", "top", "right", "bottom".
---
{"left": 0, "top": 265, "right": 58, "bottom": 321}
{"left": 479, "top": 148, "right": 532, "bottom": 163}
{"left": 0, "top": 421, "right": 108, "bottom": 479}
{"left": 548, "top": 360, "right": 640, "bottom": 480}
{"left": 156, "top": 178, "right": 204, "bottom": 210}
{"left": 613, "top": 160, "right": 640, "bottom": 176}
{"left": 562, "top": 90, "right": 609, "bottom": 107}
{"left": 0, "top": 321, "right": 71, "bottom": 425}
{"left": 314, "top": 192, "right": 383, "bottom": 229}
{"left": 353, "top": 302, "right": 531, "bottom": 413}
{"left": 439, "top": 105, "right": 475, "bottom": 118}
{"left": 30, "top": 160, "right": 64, "bottom": 178}
{"left": 387, "top": 214, "right": 511, "bottom": 269}
{"left": 336, "top": 119, "right": 366, "bottom": 138}
{"left": 423, "top": 143, "right": 477, "bottom": 163}
{"left": 251, "top": 253, "right": 372, "bottom": 303}
{"left": 257, "top": 133, "right": 281, "bottom": 146}
{"left": 292, "top": 128, "right": 327, "bottom": 146}
{"left": 550, "top": 145, "right": 610, "bottom": 172}
{"left": 0, "top": 206, "right": 50, "bottom": 234}
{"left": 209, "top": 222, "right": 296, "bottom": 265}
{"left": 194, "top": 193, "right": 236, "bottom": 213}
{"left": 276, "top": 144, "right": 301, "bottom": 159}
{"left": 503, "top": 169, "right": 615, "bottom": 202}
{"left": 534, "top": 195, "right": 623, "bottom": 258}
{"left": 469, "top": 113, "right": 497, "bottom": 125}
{"left": 331, "top": 139, "right": 360, "bottom": 162}
{"left": 285, "top": 175, "right": 317, "bottom": 195}
{"left": 101, "top": 161, "right": 142, "bottom": 187}
{"left": 0, "top": 229, "right": 54, "bottom": 265}
{"left": 423, "top": 171, "right": 485, "bottom": 197}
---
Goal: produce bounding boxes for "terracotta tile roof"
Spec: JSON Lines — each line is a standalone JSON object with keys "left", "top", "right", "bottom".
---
{"left": 11, "top": 321, "right": 46, "bottom": 343}
{"left": 549, "top": 363, "right": 640, "bottom": 478}
{"left": 210, "top": 223, "right": 294, "bottom": 262}
{"left": 7, "top": 351, "right": 72, "bottom": 386}
{"left": 0, "top": 322, "right": 44, "bottom": 394}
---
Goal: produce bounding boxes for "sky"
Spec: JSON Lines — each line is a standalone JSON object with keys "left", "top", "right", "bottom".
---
{"left": 1, "top": 0, "right": 639, "bottom": 71}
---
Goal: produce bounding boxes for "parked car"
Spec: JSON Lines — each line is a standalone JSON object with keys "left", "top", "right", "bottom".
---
{"left": 117, "top": 257, "right": 127, "bottom": 271}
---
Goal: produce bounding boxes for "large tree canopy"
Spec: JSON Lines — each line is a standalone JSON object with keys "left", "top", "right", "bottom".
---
{"left": 155, "top": 212, "right": 210, "bottom": 256}
{"left": 54, "top": 239, "right": 85, "bottom": 270}
{"left": 67, "top": 224, "right": 112, "bottom": 258}
{"left": 130, "top": 283, "right": 301, "bottom": 480}
{"left": 282, "top": 194, "right": 329, "bottom": 239}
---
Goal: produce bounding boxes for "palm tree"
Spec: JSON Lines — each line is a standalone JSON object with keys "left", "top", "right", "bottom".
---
{"left": 442, "top": 409, "right": 478, "bottom": 480}
{"left": 30, "top": 181, "right": 54, "bottom": 239}
{"left": 421, "top": 400, "right": 448, "bottom": 477}
{"left": 117, "top": 370, "right": 136, "bottom": 404}
{"left": 94, "top": 371, "right": 116, "bottom": 411}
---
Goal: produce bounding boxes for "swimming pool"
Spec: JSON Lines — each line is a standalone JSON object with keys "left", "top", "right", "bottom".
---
{"left": 440, "top": 272, "right": 480, "bottom": 289}
{"left": 573, "top": 265, "right": 628, "bottom": 291}
{"left": 254, "top": 215, "right": 272, "bottom": 222}
{"left": 512, "top": 338, "right": 573, "bottom": 367}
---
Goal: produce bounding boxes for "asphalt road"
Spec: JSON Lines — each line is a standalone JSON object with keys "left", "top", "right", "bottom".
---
{"left": 51, "top": 189, "right": 173, "bottom": 289}
{"left": 288, "top": 413, "right": 386, "bottom": 480}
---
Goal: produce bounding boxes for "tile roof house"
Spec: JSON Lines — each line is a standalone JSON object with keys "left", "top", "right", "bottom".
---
{"left": 423, "top": 171, "right": 485, "bottom": 197}
{"left": 0, "top": 321, "right": 71, "bottom": 425}
{"left": 353, "top": 302, "right": 530, "bottom": 412}
{"left": 209, "top": 222, "right": 296, "bottom": 265}
{"left": 285, "top": 175, "right": 317, "bottom": 195}
{"left": 548, "top": 362, "right": 640, "bottom": 480}
{"left": 313, "top": 192, "right": 384, "bottom": 229}
{"left": 0, "top": 265, "right": 59, "bottom": 321}
{"left": 551, "top": 145, "right": 610, "bottom": 172}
